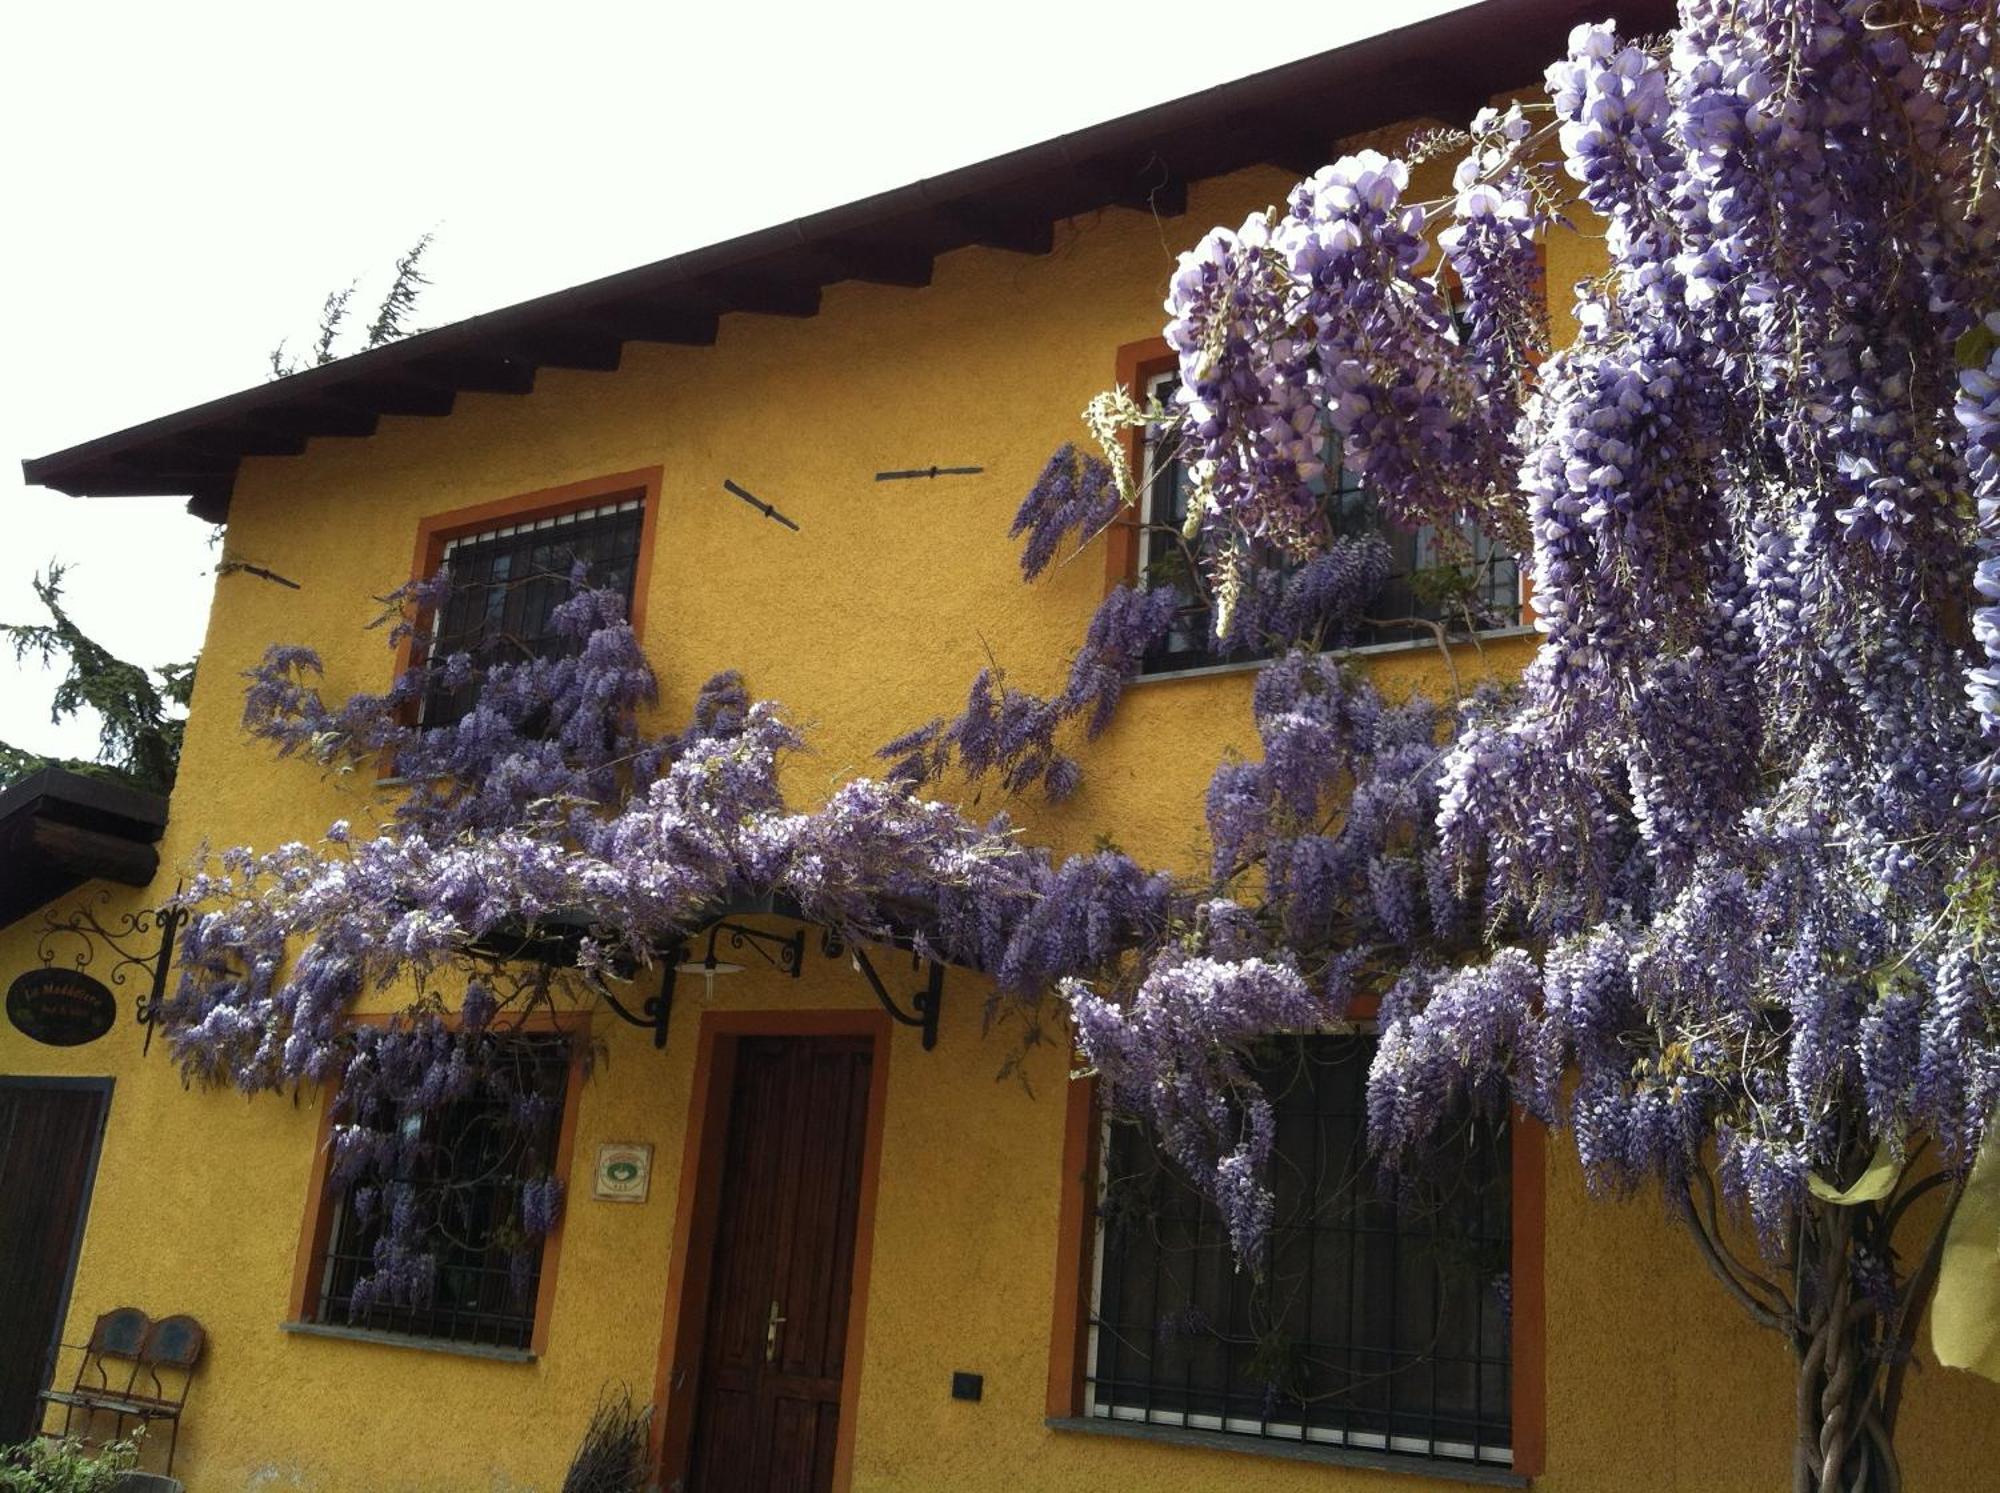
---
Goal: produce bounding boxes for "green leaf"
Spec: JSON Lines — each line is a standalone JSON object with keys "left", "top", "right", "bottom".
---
{"left": 1935, "top": 1102, "right": 2000, "bottom": 1383}
{"left": 1956, "top": 319, "right": 1998, "bottom": 370}
{"left": 1807, "top": 1145, "right": 1900, "bottom": 1204}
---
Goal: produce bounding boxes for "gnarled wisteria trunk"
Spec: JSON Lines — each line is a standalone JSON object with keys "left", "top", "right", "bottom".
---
{"left": 1673, "top": 1152, "right": 1968, "bottom": 1493}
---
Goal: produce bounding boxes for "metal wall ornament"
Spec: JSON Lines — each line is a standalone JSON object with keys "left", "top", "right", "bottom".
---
{"left": 585, "top": 900, "right": 946, "bottom": 1053}
{"left": 873, "top": 465, "right": 984, "bottom": 482}
{"left": 30, "top": 888, "right": 190, "bottom": 1054}
{"left": 472, "top": 895, "right": 949, "bottom": 1053}
{"left": 720, "top": 478, "right": 802, "bottom": 532}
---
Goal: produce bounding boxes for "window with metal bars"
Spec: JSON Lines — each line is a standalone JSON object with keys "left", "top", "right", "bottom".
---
{"left": 1086, "top": 1033, "right": 1514, "bottom": 1468}
{"left": 313, "top": 1040, "right": 569, "bottom": 1350}
{"left": 419, "top": 498, "right": 646, "bottom": 727}
{"left": 1137, "top": 372, "right": 1521, "bottom": 675}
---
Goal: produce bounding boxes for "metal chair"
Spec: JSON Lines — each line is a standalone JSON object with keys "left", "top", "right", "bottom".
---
{"left": 38, "top": 1308, "right": 204, "bottom": 1475}
{"left": 39, "top": 1306, "right": 150, "bottom": 1438}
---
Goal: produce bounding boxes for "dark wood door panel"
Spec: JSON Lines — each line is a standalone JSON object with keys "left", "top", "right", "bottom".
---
{"left": 687, "top": 1037, "right": 872, "bottom": 1493}
{"left": 0, "top": 1080, "right": 111, "bottom": 1443}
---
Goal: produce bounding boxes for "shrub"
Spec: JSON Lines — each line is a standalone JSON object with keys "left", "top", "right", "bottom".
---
{"left": 0, "top": 1436, "right": 140, "bottom": 1493}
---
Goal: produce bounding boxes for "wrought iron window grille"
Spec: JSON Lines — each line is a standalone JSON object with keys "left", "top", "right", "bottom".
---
{"left": 419, "top": 500, "right": 647, "bottom": 728}
{"left": 314, "top": 1037, "right": 569, "bottom": 1351}
{"left": 1135, "top": 371, "right": 1522, "bottom": 676}
{"left": 1085, "top": 1033, "right": 1513, "bottom": 1469}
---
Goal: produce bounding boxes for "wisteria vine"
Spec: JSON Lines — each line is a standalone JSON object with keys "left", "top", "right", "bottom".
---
{"left": 1053, "top": 6, "right": 2000, "bottom": 1488}
{"left": 165, "top": 6, "right": 2000, "bottom": 1485}
{"left": 167, "top": 582, "right": 1170, "bottom": 1315}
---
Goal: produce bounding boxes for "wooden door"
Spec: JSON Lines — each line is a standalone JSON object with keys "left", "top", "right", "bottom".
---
{"left": 687, "top": 1037, "right": 873, "bottom": 1493}
{"left": 0, "top": 1079, "right": 111, "bottom": 1442}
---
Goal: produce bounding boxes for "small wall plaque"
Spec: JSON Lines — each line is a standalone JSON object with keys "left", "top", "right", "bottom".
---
{"left": 592, "top": 1142, "right": 653, "bottom": 1202}
{"left": 7, "top": 968, "right": 117, "bottom": 1047}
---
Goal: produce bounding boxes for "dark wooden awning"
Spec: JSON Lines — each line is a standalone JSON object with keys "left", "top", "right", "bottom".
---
{"left": 0, "top": 768, "right": 168, "bottom": 929}
{"left": 18, "top": 0, "right": 1672, "bottom": 525}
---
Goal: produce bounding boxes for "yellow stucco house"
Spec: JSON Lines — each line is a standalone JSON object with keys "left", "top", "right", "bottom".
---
{"left": 6, "top": 3, "right": 1999, "bottom": 1490}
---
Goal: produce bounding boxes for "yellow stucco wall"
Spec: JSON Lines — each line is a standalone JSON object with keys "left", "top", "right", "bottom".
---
{"left": 6, "top": 132, "right": 2000, "bottom": 1493}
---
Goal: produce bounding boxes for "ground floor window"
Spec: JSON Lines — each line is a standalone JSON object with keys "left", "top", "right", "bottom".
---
{"left": 1086, "top": 1033, "right": 1514, "bottom": 1466}
{"left": 312, "top": 1038, "right": 569, "bottom": 1350}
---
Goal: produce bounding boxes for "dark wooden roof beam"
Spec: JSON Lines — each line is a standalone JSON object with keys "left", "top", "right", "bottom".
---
{"left": 505, "top": 330, "right": 624, "bottom": 373}
{"left": 340, "top": 379, "right": 459, "bottom": 418}
{"left": 940, "top": 205, "right": 1054, "bottom": 256}
{"left": 705, "top": 278, "right": 822, "bottom": 319}
{"left": 1401, "top": 68, "right": 1494, "bottom": 133}
{"left": 408, "top": 355, "right": 539, "bottom": 396}
{"left": 185, "top": 427, "right": 309, "bottom": 460}
{"left": 1134, "top": 175, "right": 1188, "bottom": 218}
{"left": 817, "top": 240, "right": 936, "bottom": 289}
{"left": 118, "top": 446, "right": 235, "bottom": 477}
{"left": 1073, "top": 157, "right": 1187, "bottom": 218}
{"left": 586, "top": 301, "right": 720, "bottom": 346}
{"left": 188, "top": 487, "right": 231, "bottom": 525}
{"left": 63, "top": 465, "right": 234, "bottom": 498}
{"left": 242, "top": 403, "right": 380, "bottom": 439}
{"left": 1265, "top": 141, "right": 1333, "bottom": 176}
{"left": 30, "top": 818, "right": 158, "bottom": 888}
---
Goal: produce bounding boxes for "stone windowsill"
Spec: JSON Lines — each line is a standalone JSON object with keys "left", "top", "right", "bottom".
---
{"left": 279, "top": 1319, "right": 535, "bottom": 1364}
{"left": 1045, "top": 1415, "right": 1528, "bottom": 1488}
{"left": 1129, "top": 625, "right": 1539, "bottom": 687}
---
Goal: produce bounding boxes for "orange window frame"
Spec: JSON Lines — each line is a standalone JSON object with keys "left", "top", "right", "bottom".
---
{"left": 1044, "top": 1005, "right": 1549, "bottom": 1478}
{"left": 284, "top": 1010, "right": 591, "bottom": 1359}
{"left": 1103, "top": 338, "right": 1177, "bottom": 593}
{"left": 391, "top": 466, "right": 665, "bottom": 693}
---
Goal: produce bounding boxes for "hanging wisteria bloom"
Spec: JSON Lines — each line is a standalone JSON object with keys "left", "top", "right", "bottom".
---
{"left": 1067, "top": 7, "right": 2000, "bottom": 1489}
{"left": 170, "top": 583, "right": 1169, "bottom": 1312}
{"left": 170, "top": 8, "right": 2000, "bottom": 1487}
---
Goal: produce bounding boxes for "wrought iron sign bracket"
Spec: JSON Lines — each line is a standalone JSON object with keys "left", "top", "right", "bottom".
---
{"left": 34, "top": 888, "right": 190, "bottom": 1055}
{"left": 594, "top": 917, "right": 807, "bottom": 1052}
{"left": 705, "top": 918, "right": 807, "bottom": 978}
{"left": 598, "top": 941, "right": 685, "bottom": 1051}
{"left": 841, "top": 942, "right": 945, "bottom": 1051}
{"left": 551, "top": 903, "right": 943, "bottom": 1055}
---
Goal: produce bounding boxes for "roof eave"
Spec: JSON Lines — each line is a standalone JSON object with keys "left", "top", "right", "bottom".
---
{"left": 19, "top": 0, "right": 1672, "bottom": 524}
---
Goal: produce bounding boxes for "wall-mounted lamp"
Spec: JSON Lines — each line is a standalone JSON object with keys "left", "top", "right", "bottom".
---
{"left": 673, "top": 951, "right": 745, "bottom": 1000}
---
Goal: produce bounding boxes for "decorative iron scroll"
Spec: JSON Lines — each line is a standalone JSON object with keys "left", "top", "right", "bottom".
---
{"left": 34, "top": 886, "right": 189, "bottom": 1055}
{"left": 474, "top": 895, "right": 949, "bottom": 1055}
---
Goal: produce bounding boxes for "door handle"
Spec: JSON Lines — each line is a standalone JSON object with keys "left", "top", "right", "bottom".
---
{"left": 765, "top": 1299, "right": 786, "bottom": 1365}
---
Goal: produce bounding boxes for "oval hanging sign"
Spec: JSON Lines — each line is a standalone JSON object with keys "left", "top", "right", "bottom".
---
{"left": 7, "top": 968, "right": 118, "bottom": 1047}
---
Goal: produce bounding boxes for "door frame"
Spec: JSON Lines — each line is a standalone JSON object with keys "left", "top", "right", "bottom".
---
{"left": 0, "top": 1075, "right": 114, "bottom": 1428}
{"left": 651, "top": 1010, "right": 891, "bottom": 1493}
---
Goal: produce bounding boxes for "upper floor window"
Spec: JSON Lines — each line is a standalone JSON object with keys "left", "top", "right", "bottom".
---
{"left": 420, "top": 497, "right": 646, "bottom": 726}
{"left": 1137, "top": 371, "right": 1521, "bottom": 675}
{"left": 312, "top": 1037, "right": 570, "bottom": 1351}
{"left": 1086, "top": 1032, "right": 1514, "bottom": 1469}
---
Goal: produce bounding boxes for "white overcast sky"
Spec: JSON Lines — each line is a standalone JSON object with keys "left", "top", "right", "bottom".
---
{"left": 0, "top": 0, "right": 1471, "bottom": 767}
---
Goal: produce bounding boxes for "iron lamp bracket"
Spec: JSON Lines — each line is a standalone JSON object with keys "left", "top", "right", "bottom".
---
{"left": 837, "top": 938, "right": 945, "bottom": 1052}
